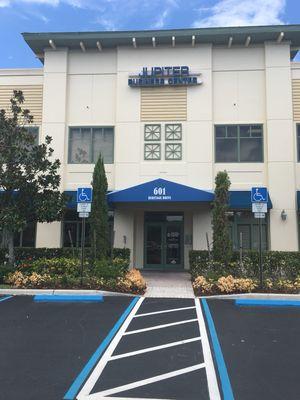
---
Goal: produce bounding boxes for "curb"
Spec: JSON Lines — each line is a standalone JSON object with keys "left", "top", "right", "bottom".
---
{"left": 0, "top": 288, "right": 134, "bottom": 297}
{"left": 199, "top": 292, "right": 300, "bottom": 300}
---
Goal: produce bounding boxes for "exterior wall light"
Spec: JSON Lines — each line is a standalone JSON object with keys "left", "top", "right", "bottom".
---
{"left": 281, "top": 210, "right": 287, "bottom": 221}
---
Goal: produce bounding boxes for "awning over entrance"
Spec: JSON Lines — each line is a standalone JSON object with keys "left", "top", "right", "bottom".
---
{"left": 229, "top": 191, "right": 273, "bottom": 209}
{"left": 107, "top": 179, "right": 214, "bottom": 203}
{"left": 64, "top": 185, "right": 273, "bottom": 209}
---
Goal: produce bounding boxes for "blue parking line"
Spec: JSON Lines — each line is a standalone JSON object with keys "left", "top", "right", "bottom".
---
{"left": 63, "top": 296, "right": 139, "bottom": 400}
{"left": 236, "top": 299, "right": 300, "bottom": 307}
{"left": 201, "top": 299, "right": 234, "bottom": 400}
{"left": 0, "top": 295, "right": 13, "bottom": 303}
{"left": 34, "top": 294, "right": 103, "bottom": 303}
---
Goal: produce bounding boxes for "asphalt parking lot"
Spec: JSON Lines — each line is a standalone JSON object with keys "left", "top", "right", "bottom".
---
{"left": 207, "top": 298, "right": 300, "bottom": 400}
{"left": 0, "top": 295, "right": 300, "bottom": 400}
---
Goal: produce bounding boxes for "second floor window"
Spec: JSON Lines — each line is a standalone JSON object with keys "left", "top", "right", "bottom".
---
{"left": 144, "top": 123, "right": 182, "bottom": 161}
{"left": 215, "top": 124, "right": 263, "bottom": 163}
{"left": 68, "top": 126, "right": 114, "bottom": 164}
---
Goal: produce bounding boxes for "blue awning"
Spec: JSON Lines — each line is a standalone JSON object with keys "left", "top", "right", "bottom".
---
{"left": 65, "top": 186, "right": 272, "bottom": 209}
{"left": 229, "top": 191, "right": 272, "bottom": 209}
{"left": 107, "top": 179, "right": 214, "bottom": 203}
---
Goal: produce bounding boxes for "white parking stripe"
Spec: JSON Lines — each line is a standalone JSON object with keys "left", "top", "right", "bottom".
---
{"left": 88, "top": 364, "right": 206, "bottom": 398}
{"left": 98, "top": 397, "right": 173, "bottom": 400}
{"left": 76, "top": 297, "right": 144, "bottom": 400}
{"left": 134, "top": 306, "right": 196, "bottom": 317}
{"left": 195, "top": 298, "right": 221, "bottom": 400}
{"left": 109, "top": 336, "right": 201, "bottom": 360}
{"left": 123, "top": 318, "right": 198, "bottom": 335}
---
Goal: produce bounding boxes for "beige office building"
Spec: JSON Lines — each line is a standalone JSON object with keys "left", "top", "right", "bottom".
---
{"left": 1, "top": 25, "right": 300, "bottom": 269}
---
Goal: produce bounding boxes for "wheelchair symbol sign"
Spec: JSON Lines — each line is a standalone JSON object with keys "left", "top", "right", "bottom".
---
{"left": 77, "top": 187, "right": 93, "bottom": 203}
{"left": 251, "top": 187, "right": 268, "bottom": 203}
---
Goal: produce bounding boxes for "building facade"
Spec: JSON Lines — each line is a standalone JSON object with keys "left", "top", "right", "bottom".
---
{"left": 1, "top": 25, "right": 300, "bottom": 269}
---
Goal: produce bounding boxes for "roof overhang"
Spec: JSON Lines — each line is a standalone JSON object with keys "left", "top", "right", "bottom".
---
{"left": 22, "top": 24, "right": 300, "bottom": 62}
{"left": 107, "top": 179, "right": 214, "bottom": 204}
{"left": 64, "top": 185, "right": 272, "bottom": 210}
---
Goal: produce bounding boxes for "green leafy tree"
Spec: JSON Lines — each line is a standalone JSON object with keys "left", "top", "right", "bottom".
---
{"left": 212, "top": 170, "right": 232, "bottom": 264}
{"left": 0, "top": 90, "right": 66, "bottom": 264}
{"left": 89, "top": 155, "right": 109, "bottom": 260}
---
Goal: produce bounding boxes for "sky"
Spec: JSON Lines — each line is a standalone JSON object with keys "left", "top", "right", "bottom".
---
{"left": 0, "top": 0, "right": 299, "bottom": 68}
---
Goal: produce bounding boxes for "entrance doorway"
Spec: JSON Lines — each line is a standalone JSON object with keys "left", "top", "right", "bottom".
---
{"left": 144, "top": 212, "right": 183, "bottom": 269}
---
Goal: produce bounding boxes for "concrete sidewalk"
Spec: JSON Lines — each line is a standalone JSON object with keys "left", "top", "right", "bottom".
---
{"left": 143, "top": 271, "right": 194, "bottom": 298}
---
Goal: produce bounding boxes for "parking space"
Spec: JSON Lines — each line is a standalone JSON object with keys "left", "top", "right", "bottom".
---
{"left": 206, "top": 299, "right": 300, "bottom": 400}
{"left": 0, "top": 295, "right": 133, "bottom": 400}
{"left": 75, "top": 297, "right": 220, "bottom": 400}
{"left": 1, "top": 295, "right": 300, "bottom": 400}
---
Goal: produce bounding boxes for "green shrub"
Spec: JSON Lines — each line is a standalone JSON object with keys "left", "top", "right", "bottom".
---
{"left": 0, "top": 264, "right": 15, "bottom": 284}
{"left": 0, "top": 247, "right": 130, "bottom": 265}
{"left": 18, "top": 257, "right": 85, "bottom": 277}
{"left": 93, "top": 259, "right": 125, "bottom": 280}
{"left": 112, "top": 248, "right": 130, "bottom": 261}
{"left": 189, "top": 250, "right": 300, "bottom": 280}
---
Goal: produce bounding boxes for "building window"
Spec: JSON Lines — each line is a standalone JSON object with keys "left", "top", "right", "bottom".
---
{"left": 62, "top": 209, "right": 114, "bottom": 251}
{"left": 68, "top": 127, "right": 114, "bottom": 164}
{"left": 215, "top": 125, "right": 263, "bottom": 163}
{"left": 9, "top": 223, "right": 36, "bottom": 247}
{"left": 144, "top": 123, "right": 182, "bottom": 161}
{"left": 165, "top": 143, "right": 182, "bottom": 160}
{"left": 144, "top": 143, "right": 161, "bottom": 160}
{"left": 145, "top": 124, "right": 161, "bottom": 141}
{"left": 297, "top": 124, "right": 300, "bottom": 161}
{"left": 165, "top": 124, "right": 182, "bottom": 141}
{"left": 228, "top": 211, "right": 268, "bottom": 250}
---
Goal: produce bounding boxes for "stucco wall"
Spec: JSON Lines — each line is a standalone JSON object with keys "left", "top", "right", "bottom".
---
{"left": 1, "top": 41, "right": 299, "bottom": 254}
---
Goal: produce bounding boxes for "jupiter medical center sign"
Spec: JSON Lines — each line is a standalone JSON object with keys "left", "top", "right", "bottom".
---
{"left": 128, "top": 66, "right": 202, "bottom": 87}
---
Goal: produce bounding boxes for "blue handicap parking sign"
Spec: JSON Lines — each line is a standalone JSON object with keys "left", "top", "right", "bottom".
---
{"left": 77, "top": 187, "right": 93, "bottom": 203}
{"left": 251, "top": 187, "right": 268, "bottom": 203}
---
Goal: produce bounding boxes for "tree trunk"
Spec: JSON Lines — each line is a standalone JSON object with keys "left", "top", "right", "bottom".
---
{"left": 7, "top": 231, "right": 15, "bottom": 265}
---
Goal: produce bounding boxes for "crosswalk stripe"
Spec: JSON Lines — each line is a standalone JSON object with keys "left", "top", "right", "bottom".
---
{"left": 124, "top": 318, "right": 198, "bottom": 335}
{"left": 88, "top": 364, "right": 206, "bottom": 398}
{"left": 109, "top": 336, "right": 201, "bottom": 360}
{"left": 134, "top": 306, "right": 196, "bottom": 317}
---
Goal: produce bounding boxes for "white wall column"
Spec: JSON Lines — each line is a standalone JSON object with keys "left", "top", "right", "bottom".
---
{"left": 192, "top": 207, "right": 212, "bottom": 250}
{"left": 113, "top": 208, "right": 134, "bottom": 267}
{"left": 265, "top": 42, "right": 298, "bottom": 250}
{"left": 36, "top": 48, "right": 68, "bottom": 248}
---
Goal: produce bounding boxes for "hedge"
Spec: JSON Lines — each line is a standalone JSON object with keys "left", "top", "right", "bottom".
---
{"left": 189, "top": 250, "right": 300, "bottom": 280}
{"left": 0, "top": 247, "right": 130, "bottom": 265}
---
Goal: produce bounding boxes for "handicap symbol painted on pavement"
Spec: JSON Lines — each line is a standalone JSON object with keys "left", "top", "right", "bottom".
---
{"left": 77, "top": 187, "right": 93, "bottom": 203}
{"left": 251, "top": 187, "right": 268, "bottom": 203}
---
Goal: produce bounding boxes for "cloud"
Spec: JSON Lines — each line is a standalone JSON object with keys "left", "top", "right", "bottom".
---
{"left": 193, "top": 0, "right": 286, "bottom": 27}
{"left": 0, "top": 0, "right": 180, "bottom": 30}
{"left": 152, "top": 9, "right": 169, "bottom": 29}
{"left": 0, "top": 0, "right": 10, "bottom": 6}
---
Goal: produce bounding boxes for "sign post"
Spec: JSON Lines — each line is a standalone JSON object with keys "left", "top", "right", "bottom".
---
{"left": 77, "top": 188, "right": 93, "bottom": 285}
{"left": 251, "top": 187, "right": 268, "bottom": 289}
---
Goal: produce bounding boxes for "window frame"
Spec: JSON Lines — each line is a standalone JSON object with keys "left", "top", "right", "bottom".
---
{"left": 297, "top": 124, "right": 300, "bottom": 162}
{"left": 229, "top": 211, "right": 269, "bottom": 251}
{"left": 215, "top": 124, "right": 264, "bottom": 163}
{"left": 144, "top": 123, "right": 183, "bottom": 162}
{"left": 165, "top": 143, "right": 182, "bottom": 160}
{"left": 68, "top": 126, "right": 114, "bottom": 165}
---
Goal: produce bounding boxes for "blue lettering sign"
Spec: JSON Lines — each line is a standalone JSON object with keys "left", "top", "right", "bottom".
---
{"left": 129, "top": 66, "right": 201, "bottom": 88}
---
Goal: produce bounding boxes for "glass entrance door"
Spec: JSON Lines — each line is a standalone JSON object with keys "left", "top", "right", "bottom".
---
{"left": 144, "top": 213, "right": 183, "bottom": 269}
